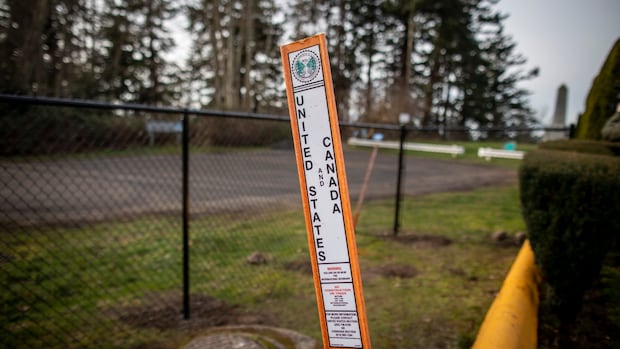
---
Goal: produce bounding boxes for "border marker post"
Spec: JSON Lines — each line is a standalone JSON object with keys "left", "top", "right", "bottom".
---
{"left": 280, "top": 34, "right": 371, "bottom": 349}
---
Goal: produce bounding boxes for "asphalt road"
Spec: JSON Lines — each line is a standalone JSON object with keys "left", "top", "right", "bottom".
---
{"left": 0, "top": 149, "right": 517, "bottom": 226}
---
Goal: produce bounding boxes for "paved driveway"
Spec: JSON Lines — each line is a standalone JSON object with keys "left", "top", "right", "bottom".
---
{"left": 0, "top": 149, "right": 516, "bottom": 226}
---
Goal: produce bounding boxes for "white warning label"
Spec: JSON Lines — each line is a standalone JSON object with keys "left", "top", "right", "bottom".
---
{"left": 326, "top": 311, "right": 363, "bottom": 348}
{"left": 318, "top": 263, "right": 353, "bottom": 283}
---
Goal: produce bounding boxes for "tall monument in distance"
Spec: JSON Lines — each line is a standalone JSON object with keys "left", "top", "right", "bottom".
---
{"left": 545, "top": 84, "right": 569, "bottom": 140}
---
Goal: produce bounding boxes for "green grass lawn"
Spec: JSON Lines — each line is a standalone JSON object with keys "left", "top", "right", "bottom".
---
{"left": 1, "top": 185, "right": 526, "bottom": 348}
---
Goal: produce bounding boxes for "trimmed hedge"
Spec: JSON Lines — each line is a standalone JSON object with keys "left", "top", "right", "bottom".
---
{"left": 519, "top": 149, "right": 620, "bottom": 322}
{"left": 539, "top": 139, "right": 620, "bottom": 156}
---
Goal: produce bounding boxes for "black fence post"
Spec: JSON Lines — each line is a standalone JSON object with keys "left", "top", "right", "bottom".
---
{"left": 182, "top": 109, "right": 190, "bottom": 320}
{"left": 393, "top": 125, "right": 407, "bottom": 236}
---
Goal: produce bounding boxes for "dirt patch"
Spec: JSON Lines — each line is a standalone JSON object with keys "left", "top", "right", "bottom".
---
{"left": 284, "top": 259, "right": 313, "bottom": 275}
{"left": 379, "top": 232, "right": 453, "bottom": 248}
{"left": 538, "top": 288, "right": 612, "bottom": 348}
{"left": 108, "top": 292, "right": 276, "bottom": 331}
{"left": 537, "top": 259, "right": 620, "bottom": 349}
{"left": 370, "top": 263, "right": 419, "bottom": 279}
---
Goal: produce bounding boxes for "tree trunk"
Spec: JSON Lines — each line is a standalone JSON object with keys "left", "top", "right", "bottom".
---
{"left": 396, "top": 9, "right": 415, "bottom": 117}
{"left": 422, "top": 47, "right": 441, "bottom": 127}
{"left": 241, "top": 0, "right": 254, "bottom": 111}
{"left": 207, "top": 1, "right": 223, "bottom": 107}
{"left": 224, "top": 0, "right": 235, "bottom": 109}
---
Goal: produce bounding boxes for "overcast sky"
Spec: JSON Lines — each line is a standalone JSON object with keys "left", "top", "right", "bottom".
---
{"left": 496, "top": 0, "right": 620, "bottom": 126}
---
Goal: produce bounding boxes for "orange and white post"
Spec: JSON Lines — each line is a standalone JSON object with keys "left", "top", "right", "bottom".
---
{"left": 281, "top": 34, "right": 371, "bottom": 349}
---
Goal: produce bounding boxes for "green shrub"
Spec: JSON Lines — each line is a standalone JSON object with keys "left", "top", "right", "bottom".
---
{"left": 539, "top": 139, "right": 620, "bottom": 156}
{"left": 199, "top": 118, "right": 290, "bottom": 147}
{"left": 575, "top": 38, "right": 620, "bottom": 140}
{"left": 519, "top": 149, "right": 620, "bottom": 323}
{"left": 0, "top": 105, "right": 146, "bottom": 156}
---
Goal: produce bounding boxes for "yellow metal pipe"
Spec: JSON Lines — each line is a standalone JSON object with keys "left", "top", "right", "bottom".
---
{"left": 472, "top": 240, "right": 541, "bottom": 349}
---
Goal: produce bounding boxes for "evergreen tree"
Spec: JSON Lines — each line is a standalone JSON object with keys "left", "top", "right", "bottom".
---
{"left": 287, "top": 0, "right": 363, "bottom": 121}
{"left": 251, "top": 0, "right": 285, "bottom": 112}
{"left": 372, "top": 0, "right": 538, "bottom": 137}
{"left": 136, "top": 0, "right": 179, "bottom": 105}
{"left": 186, "top": 0, "right": 283, "bottom": 111}
{"left": 350, "top": 0, "right": 381, "bottom": 120}
{"left": 0, "top": 0, "right": 88, "bottom": 97}
{"left": 0, "top": 0, "right": 539, "bottom": 133}
{"left": 378, "top": 0, "right": 422, "bottom": 122}
{"left": 98, "top": 0, "right": 179, "bottom": 104}
{"left": 456, "top": 0, "right": 539, "bottom": 137}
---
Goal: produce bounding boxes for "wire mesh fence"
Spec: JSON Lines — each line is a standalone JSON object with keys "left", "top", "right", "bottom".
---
{"left": 0, "top": 95, "right": 568, "bottom": 348}
{"left": 0, "top": 99, "right": 336, "bottom": 348}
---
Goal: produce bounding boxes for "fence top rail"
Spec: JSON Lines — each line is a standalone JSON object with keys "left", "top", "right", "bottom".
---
{"left": 0, "top": 93, "right": 570, "bottom": 133}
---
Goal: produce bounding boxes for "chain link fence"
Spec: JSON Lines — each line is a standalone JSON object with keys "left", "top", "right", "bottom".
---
{"left": 0, "top": 97, "right": 383, "bottom": 348}
{"left": 0, "top": 95, "right": 567, "bottom": 348}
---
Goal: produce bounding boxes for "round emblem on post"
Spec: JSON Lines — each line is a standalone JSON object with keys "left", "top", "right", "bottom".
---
{"left": 292, "top": 50, "right": 321, "bottom": 83}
